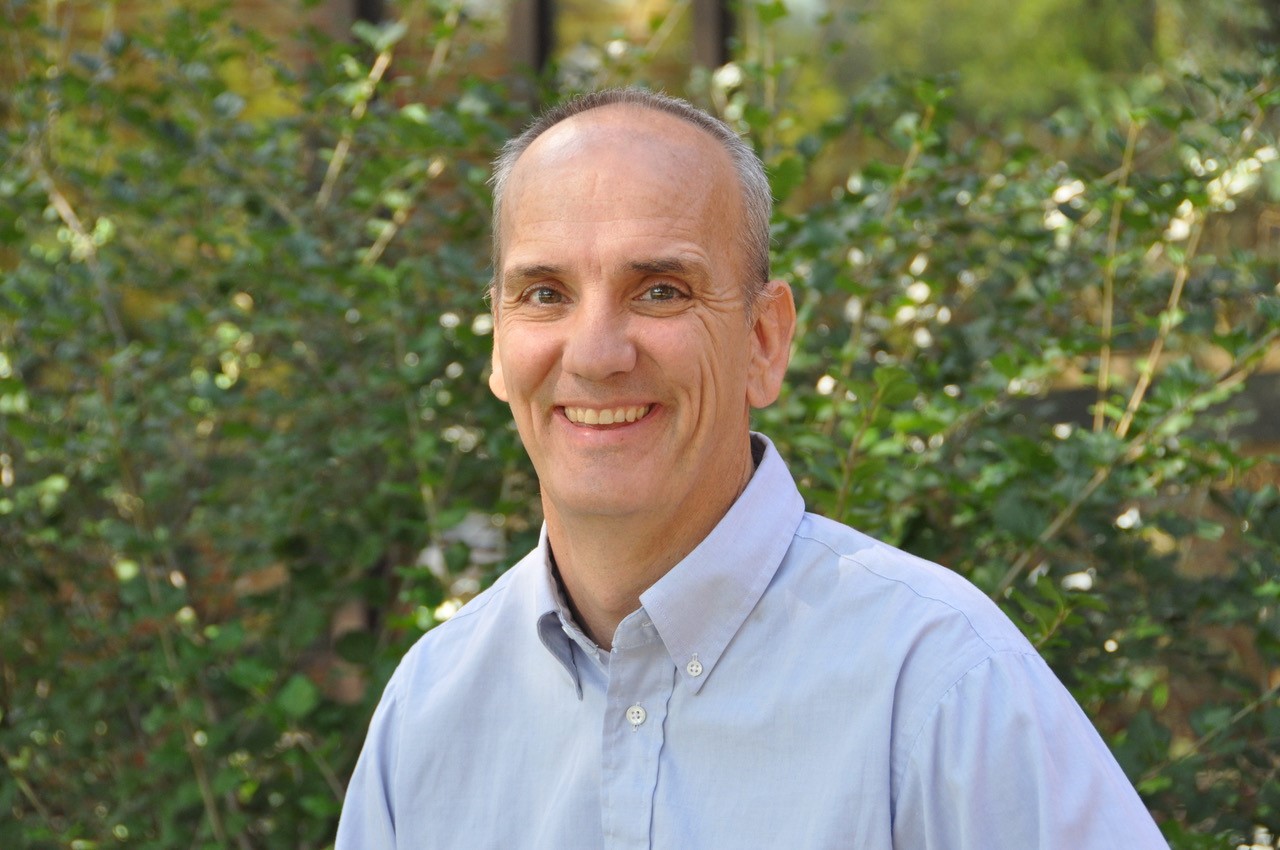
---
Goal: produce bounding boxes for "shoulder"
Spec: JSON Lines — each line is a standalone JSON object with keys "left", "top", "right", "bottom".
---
{"left": 777, "top": 512, "right": 1056, "bottom": 781}
{"left": 336, "top": 550, "right": 554, "bottom": 846}
{"left": 787, "top": 511, "right": 1033, "bottom": 657}
{"left": 384, "top": 548, "right": 542, "bottom": 700}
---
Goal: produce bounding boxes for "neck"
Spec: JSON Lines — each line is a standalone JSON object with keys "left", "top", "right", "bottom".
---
{"left": 545, "top": 449, "right": 755, "bottom": 651}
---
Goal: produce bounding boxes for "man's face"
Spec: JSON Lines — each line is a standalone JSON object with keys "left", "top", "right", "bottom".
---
{"left": 489, "top": 105, "right": 791, "bottom": 532}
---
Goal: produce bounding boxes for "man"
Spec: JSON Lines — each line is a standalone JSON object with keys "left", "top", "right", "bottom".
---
{"left": 336, "top": 88, "right": 1168, "bottom": 848}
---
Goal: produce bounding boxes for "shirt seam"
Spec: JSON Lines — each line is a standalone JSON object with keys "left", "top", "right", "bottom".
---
{"left": 790, "top": 525, "right": 1048, "bottom": 805}
{"left": 792, "top": 526, "right": 1003, "bottom": 656}
{"left": 901, "top": 648, "right": 1049, "bottom": 806}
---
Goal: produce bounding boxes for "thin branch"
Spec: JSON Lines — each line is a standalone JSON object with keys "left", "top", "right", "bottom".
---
{"left": 1114, "top": 212, "right": 1204, "bottom": 439}
{"left": 825, "top": 104, "right": 934, "bottom": 463}
{"left": 0, "top": 748, "right": 58, "bottom": 834}
{"left": 885, "top": 103, "right": 935, "bottom": 220}
{"left": 819, "top": 324, "right": 863, "bottom": 441}
{"left": 834, "top": 394, "right": 878, "bottom": 519}
{"left": 29, "top": 154, "right": 129, "bottom": 349}
{"left": 1140, "top": 677, "right": 1280, "bottom": 784}
{"left": 1110, "top": 84, "right": 1270, "bottom": 441}
{"left": 298, "top": 733, "right": 348, "bottom": 802}
{"left": 1094, "top": 119, "right": 1142, "bottom": 432}
{"left": 98, "top": 376, "right": 234, "bottom": 847}
{"left": 204, "top": 132, "right": 306, "bottom": 231}
{"left": 992, "top": 326, "right": 1279, "bottom": 598}
{"left": 642, "top": 0, "right": 690, "bottom": 60}
{"left": 360, "top": 205, "right": 410, "bottom": 268}
{"left": 994, "top": 464, "right": 1111, "bottom": 599}
{"left": 1033, "top": 604, "right": 1073, "bottom": 650}
{"left": 426, "top": 4, "right": 462, "bottom": 80}
{"left": 391, "top": 315, "right": 442, "bottom": 538}
{"left": 316, "top": 48, "right": 394, "bottom": 211}
{"left": 1093, "top": 78, "right": 1272, "bottom": 188}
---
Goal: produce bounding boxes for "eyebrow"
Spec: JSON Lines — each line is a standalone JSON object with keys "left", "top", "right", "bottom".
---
{"left": 626, "top": 257, "right": 696, "bottom": 276}
{"left": 499, "top": 256, "right": 707, "bottom": 292}
{"left": 500, "top": 263, "right": 564, "bottom": 293}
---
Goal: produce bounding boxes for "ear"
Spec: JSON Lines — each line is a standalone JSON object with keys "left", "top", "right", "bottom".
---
{"left": 746, "top": 278, "right": 796, "bottom": 409}
{"left": 488, "top": 324, "right": 509, "bottom": 402}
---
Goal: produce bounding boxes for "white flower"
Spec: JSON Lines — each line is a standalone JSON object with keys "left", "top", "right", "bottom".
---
{"left": 1052, "top": 179, "right": 1085, "bottom": 204}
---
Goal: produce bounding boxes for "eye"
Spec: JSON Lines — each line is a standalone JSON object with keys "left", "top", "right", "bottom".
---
{"left": 639, "top": 283, "right": 682, "bottom": 302}
{"left": 523, "top": 285, "right": 564, "bottom": 305}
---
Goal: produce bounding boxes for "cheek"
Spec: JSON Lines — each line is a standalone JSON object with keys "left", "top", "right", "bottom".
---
{"left": 650, "top": 323, "right": 749, "bottom": 406}
{"left": 495, "top": 327, "right": 558, "bottom": 393}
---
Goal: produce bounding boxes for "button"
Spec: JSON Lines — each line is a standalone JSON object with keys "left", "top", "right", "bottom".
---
{"left": 686, "top": 655, "right": 703, "bottom": 677}
{"left": 626, "top": 704, "right": 647, "bottom": 729}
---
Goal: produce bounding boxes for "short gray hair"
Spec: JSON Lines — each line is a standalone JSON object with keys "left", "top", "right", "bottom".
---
{"left": 489, "top": 88, "right": 773, "bottom": 303}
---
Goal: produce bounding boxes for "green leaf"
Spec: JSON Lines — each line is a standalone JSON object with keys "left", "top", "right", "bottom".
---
{"left": 228, "top": 658, "right": 276, "bottom": 693}
{"left": 755, "top": 0, "right": 789, "bottom": 25}
{"left": 401, "top": 103, "right": 431, "bottom": 125}
{"left": 336, "top": 630, "right": 378, "bottom": 664}
{"left": 873, "top": 365, "right": 917, "bottom": 407}
{"left": 1137, "top": 775, "right": 1172, "bottom": 795}
{"left": 1190, "top": 704, "right": 1233, "bottom": 738}
{"left": 353, "top": 19, "right": 407, "bottom": 52}
{"left": 993, "top": 489, "right": 1046, "bottom": 539}
{"left": 1255, "top": 580, "right": 1280, "bottom": 600}
{"left": 301, "top": 793, "right": 341, "bottom": 819}
{"left": 277, "top": 674, "right": 320, "bottom": 719}
{"left": 1194, "top": 519, "right": 1224, "bottom": 541}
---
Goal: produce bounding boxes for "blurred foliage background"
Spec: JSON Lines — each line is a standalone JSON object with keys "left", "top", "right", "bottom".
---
{"left": 3, "top": 0, "right": 1280, "bottom": 847}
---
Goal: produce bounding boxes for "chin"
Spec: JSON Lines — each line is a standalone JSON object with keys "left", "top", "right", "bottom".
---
{"left": 545, "top": 479, "right": 663, "bottom": 520}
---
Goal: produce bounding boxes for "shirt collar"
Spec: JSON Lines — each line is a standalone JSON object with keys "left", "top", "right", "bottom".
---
{"left": 533, "top": 526, "right": 586, "bottom": 699}
{"left": 639, "top": 433, "right": 805, "bottom": 694}
{"left": 532, "top": 433, "right": 805, "bottom": 697}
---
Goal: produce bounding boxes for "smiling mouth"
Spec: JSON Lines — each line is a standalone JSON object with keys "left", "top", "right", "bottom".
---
{"left": 562, "top": 404, "right": 652, "bottom": 426}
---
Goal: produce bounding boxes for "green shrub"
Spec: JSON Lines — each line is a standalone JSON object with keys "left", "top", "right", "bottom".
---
{"left": 2, "top": 3, "right": 1277, "bottom": 847}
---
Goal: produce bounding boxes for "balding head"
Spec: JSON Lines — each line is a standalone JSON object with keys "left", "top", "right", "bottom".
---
{"left": 489, "top": 88, "right": 773, "bottom": 307}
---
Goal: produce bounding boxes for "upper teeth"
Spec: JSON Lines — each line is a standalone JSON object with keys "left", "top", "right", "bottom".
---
{"left": 564, "top": 405, "right": 650, "bottom": 425}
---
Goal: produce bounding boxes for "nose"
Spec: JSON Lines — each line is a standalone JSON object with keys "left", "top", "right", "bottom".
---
{"left": 560, "top": 298, "right": 637, "bottom": 381}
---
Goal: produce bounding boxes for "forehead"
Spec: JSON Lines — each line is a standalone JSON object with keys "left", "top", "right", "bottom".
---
{"left": 516, "top": 104, "right": 724, "bottom": 178}
{"left": 497, "top": 106, "right": 743, "bottom": 268}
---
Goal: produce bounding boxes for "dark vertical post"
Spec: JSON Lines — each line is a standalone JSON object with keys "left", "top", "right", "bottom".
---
{"left": 1262, "top": 0, "right": 1280, "bottom": 42}
{"left": 692, "top": 0, "right": 732, "bottom": 67}
{"left": 355, "top": 0, "right": 386, "bottom": 23}
{"left": 509, "top": 0, "right": 555, "bottom": 73}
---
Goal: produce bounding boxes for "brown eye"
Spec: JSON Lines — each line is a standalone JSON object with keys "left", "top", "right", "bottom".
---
{"left": 528, "top": 286, "right": 562, "bottom": 304}
{"left": 640, "top": 284, "right": 679, "bottom": 302}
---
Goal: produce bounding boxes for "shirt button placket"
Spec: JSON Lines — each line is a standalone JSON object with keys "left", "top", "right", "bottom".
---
{"left": 600, "top": 618, "right": 672, "bottom": 850}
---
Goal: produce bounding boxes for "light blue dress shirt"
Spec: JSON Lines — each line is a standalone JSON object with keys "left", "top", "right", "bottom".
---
{"left": 337, "top": 435, "right": 1168, "bottom": 849}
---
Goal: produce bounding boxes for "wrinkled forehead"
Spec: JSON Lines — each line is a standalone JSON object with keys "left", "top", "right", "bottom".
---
{"left": 497, "top": 105, "right": 743, "bottom": 247}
